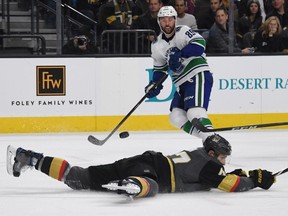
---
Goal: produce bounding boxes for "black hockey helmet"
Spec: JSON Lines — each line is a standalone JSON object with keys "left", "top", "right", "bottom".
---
{"left": 203, "top": 134, "right": 232, "bottom": 156}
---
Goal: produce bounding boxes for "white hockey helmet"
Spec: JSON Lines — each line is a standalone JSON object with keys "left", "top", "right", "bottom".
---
{"left": 157, "top": 6, "right": 177, "bottom": 37}
{"left": 157, "top": 6, "right": 177, "bottom": 19}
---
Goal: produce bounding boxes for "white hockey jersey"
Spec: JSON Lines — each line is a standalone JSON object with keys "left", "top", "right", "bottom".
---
{"left": 151, "top": 25, "right": 210, "bottom": 87}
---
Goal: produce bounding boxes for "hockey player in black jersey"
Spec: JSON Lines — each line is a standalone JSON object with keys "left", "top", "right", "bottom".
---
{"left": 7, "top": 134, "right": 275, "bottom": 198}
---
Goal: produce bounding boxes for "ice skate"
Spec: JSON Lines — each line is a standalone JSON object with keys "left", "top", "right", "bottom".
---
{"left": 6, "top": 145, "right": 43, "bottom": 177}
{"left": 102, "top": 178, "right": 141, "bottom": 196}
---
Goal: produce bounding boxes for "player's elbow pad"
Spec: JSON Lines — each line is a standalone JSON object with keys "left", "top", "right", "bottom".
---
{"left": 181, "top": 43, "right": 204, "bottom": 58}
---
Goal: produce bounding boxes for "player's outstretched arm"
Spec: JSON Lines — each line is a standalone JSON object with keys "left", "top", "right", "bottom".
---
{"left": 218, "top": 168, "right": 275, "bottom": 192}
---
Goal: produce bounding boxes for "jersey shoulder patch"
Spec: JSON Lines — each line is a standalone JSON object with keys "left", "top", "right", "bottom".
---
{"left": 175, "top": 26, "right": 183, "bottom": 32}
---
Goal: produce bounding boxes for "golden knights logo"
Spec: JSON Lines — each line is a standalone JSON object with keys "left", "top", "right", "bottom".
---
{"left": 36, "top": 66, "right": 66, "bottom": 96}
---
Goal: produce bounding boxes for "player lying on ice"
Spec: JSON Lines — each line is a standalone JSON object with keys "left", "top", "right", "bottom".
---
{"left": 7, "top": 134, "right": 275, "bottom": 198}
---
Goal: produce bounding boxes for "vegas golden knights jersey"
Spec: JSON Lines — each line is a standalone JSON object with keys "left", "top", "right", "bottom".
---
{"left": 166, "top": 148, "right": 254, "bottom": 192}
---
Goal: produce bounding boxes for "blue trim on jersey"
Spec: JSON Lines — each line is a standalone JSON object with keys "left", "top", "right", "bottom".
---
{"left": 181, "top": 43, "right": 204, "bottom": 58}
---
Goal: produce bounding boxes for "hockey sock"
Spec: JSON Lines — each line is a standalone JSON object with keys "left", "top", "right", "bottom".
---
{"left": 129, "top": 176, "right": 159, "bottom": 198}
{"left": 181, "top": 120, "right": 203, "bottom": 138}
{"left": 182, "top": 120, "right": 194, "bottom": 134}
{"left": 181, "top": 118, "right": 214, "bottom": 141}
{"left": 36, "top": 156, "right": 70, "bottom": 181}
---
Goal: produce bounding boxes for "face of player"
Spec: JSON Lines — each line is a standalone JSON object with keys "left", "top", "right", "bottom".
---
{"left": 208, "top": 150, "right": 228, "bottom": 165}
{"left": 159, "top": 16, "right": 176, "bottom": 36}
{"left": 217, "top": 154, "right": 228, "bottom": 165}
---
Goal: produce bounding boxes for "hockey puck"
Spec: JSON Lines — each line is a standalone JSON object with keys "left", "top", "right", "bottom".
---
{"left": 119, "top": 131, "right": 129, "bottom": 139}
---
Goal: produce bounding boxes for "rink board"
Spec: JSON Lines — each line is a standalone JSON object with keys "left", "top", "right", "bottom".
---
{"left": 0, "top": 56, "right": 288, "bottom": 133}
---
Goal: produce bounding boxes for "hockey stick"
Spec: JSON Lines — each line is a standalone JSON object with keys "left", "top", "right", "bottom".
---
{"left": 88, "top": 74, "right": 168, "bottom": 146}
{"left": 273, "top": 168, "right": 288, "bottom": 177}
{"left": 191, "top": 118, "right": 288, "bottom": 133}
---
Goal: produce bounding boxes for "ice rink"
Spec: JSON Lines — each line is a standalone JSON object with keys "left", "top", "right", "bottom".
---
{"left": 1, "top": 130, "right": 287, "bottom": 216}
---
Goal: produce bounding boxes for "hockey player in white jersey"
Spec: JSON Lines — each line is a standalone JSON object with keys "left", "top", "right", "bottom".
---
{"left": 145, "top": 5, "right": 218, "bottom": 142}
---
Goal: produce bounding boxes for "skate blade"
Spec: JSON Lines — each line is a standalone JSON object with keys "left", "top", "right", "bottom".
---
{"left": 6, "top": 145, "right": 17, "bottom": 175}
{"left": 102, "top": 183, "right": 141, "bottom": 194}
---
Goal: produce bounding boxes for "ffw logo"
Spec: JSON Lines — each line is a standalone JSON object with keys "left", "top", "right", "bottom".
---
{"left": 36, "top": 66, "right": 66, "bottom": 96}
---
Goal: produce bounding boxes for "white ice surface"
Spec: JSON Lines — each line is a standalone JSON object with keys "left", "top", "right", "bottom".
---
{"left": 1, "top": 130, "right": 288, "bottom": 216}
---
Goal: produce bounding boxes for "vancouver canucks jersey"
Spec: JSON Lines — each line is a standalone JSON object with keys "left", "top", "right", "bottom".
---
{"left": 151, "top": 25, "right": 210, "bottom": 87}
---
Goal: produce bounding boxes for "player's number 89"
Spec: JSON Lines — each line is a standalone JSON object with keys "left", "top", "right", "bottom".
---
{"left": 185, "top": 29, "right": 196, "bottom": 38}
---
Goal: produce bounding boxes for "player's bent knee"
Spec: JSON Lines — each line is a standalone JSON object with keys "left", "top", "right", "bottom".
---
{"left": 130, "top": 176, "right": 159, "bottom": 198}
{"left": 187, "top": 107, "right": 208, "bottom": 121}
{"left": 64, "top": 166, "right": 91, "bottom": 190}
{"left": 169, "top": 108, "right": 188, "bottom": 128}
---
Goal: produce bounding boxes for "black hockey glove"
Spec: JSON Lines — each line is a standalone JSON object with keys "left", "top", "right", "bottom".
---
{"left": 249, "top": 169, "right": 275, "bottom": 190}
{"left": 145, "top": 81, "right": 163, "bottom": 98}
{"left": 228, "top": 169, "right": 247, "bottom": 177}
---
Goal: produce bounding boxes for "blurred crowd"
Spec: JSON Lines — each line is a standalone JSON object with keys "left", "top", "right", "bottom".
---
{"left": 18, "top": 0, "right": 288, "bottom": 54}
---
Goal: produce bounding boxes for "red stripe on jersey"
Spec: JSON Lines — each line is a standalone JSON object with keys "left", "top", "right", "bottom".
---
{"left": 230, "top": 176, "right": 240, "bottom": 192}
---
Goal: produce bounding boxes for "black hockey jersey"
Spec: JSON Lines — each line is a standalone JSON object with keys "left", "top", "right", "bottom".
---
{"left": 166, "top": 148, "right": 254, "bottom": 192}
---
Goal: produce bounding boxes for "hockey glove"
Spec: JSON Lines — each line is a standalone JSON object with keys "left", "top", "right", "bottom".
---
{"left": 228, "top": 169, "right": 247, "bottom": 177}
{"left": 168, "top": 47, "right": 183, "bottom": 73}
{"left": 249, "top": 169, "right": 275, "bottom": 190}
{"left": 145, "top": 81, "right": 163, "bottom": 98}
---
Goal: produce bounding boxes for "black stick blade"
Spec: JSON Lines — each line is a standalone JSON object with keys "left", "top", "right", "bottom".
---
{"left": 88, "top": 135, "right": 105, "bottom": 146}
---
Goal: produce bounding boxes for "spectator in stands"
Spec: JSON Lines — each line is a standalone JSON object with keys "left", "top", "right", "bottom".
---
{"left": 210, "top": 0, "right": 224, "bottom": 13}
{"left": 238, "top": 0, "right": 267, "bottom": 22}
{"left": 207, "top": 7, "right": 252, "bottom": 53}
{"left": 131, "top": 0, "right": 162, "bottom": 53}
{"left": 131, "top": 0, "right": 162, "bottom": 36}
{"left": 62, "top": 25, "right": 98, "bottom": 54}
{"left": 98, "top": 0, "right": 140, "bottom": 31}
{"left": 252, "top": 15, "right": 285, "bottom": 52}
{"left": 195, "top": 0, "right": 224, "bottom": 30}
{"left": 174, "top": 0, "right": 198, "bottom": 30}
{"left": 236, "top": 0, "right": 263, "bottom": 48}
{"left": 97, "top": 0, "right": 141, "bottom": 53}
{"left": 265, "top": 0, "right": 288, "bottom": 30}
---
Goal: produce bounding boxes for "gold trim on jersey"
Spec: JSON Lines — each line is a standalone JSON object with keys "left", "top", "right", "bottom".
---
{"left": 165, "top": 156, "right": 176, "bottom": 192}
{"left": 218, "top": 174, "right": 240, "bottom": 192}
